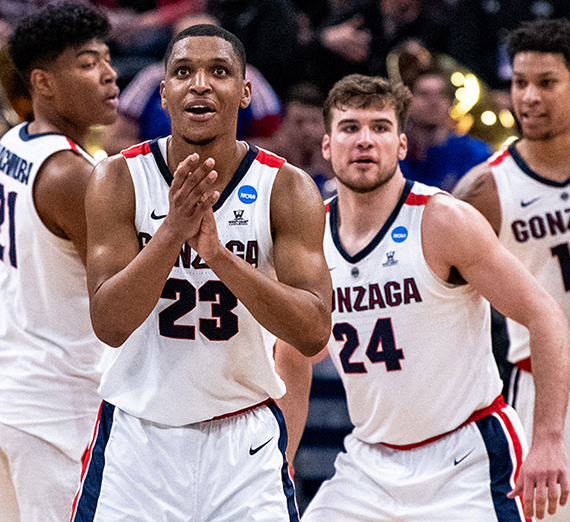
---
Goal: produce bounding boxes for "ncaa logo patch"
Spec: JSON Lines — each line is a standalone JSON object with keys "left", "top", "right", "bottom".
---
{"left": 238, "top": 185, "right": 258, "bottom": 204}
{"left": 391, "top": 226, "right": 408, "bottom": 243}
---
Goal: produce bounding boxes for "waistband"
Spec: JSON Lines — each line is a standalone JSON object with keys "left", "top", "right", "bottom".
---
{"left": 380, "top": 395, "right": 506, "bottom": 451}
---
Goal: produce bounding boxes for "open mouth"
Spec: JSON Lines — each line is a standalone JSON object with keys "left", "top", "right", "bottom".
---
{"left": 185, "top": 104, "right": 216, "bottom": 116}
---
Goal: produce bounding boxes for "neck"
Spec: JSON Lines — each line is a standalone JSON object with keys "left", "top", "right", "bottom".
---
{"left": 167, "top": 133, "right": 247, "bottom": 190}
{"left": 336, "top": 172, "right": 406, "bottom": 256}
{"left": 516, "top": 133, "right": 570, "bottom": 183}
{"left": 29, "top": 105, "right": 89, "bottom": 149}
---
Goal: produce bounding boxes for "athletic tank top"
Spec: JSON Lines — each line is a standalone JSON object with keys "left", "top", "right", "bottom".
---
{"left": 0, "top": 122, "right": 106, "bottom": 458}
{"left": 490, "top": 142, "right": 570, "bottom": 365}
{"left": 98, "top": 138, "right": 287, "bottom": 425}
{"left": 325, "top": 180, "right": 502, "bottom": 445}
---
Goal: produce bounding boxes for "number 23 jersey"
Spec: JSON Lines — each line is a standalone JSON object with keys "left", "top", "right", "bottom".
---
{"left": 324, "top": 180, "right": 502, "bottom": 446}
{"left": 98, "top": 138, "right": 286, "bottom": 426}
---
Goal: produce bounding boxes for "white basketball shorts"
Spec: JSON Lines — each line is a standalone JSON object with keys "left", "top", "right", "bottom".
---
{"left": 302, "top": 401, "right": 528, "bottom": 521}
{"left": 70, "top": 400, "right": 299, "bottom": 521}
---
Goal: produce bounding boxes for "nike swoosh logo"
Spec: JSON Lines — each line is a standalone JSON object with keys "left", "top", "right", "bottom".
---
{"left": 520, "top": 197, "right": 541, "bottom": 208}
{"left": 150, "top": 210, "right": 168, "bottom": 220}
{"left": 249, "top": 437, "right": 274, "bottom": 456}
{"left": 454, "top": 448, "right": 475, "bottom": 466}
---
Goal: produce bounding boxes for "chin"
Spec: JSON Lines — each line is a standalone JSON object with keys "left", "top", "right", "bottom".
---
{"left": 183, "top": 135, "right": 216, "bottom": 146}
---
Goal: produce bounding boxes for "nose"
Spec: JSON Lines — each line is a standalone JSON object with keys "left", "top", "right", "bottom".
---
{"left": 101, "top": 60, "right": 117, "bottom": 84}
{"left": 522, "top": 83, "right": 540, "bottom": 103}
{"left": 357, "top": 126, "right": 373, "bottom": 147}
{"left": 190, "top": 69, "right": 211, "bottom": 94}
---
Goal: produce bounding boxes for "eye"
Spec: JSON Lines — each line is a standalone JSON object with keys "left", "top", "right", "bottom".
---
{"left": 540, "top": 78, "right": 555, "bottom": 88}
{"left": 213, "top": 66, "right": 228, "bottom": 76}
{"left": 340, "top": 124, "right": 358, "bottom": 133}
{"left": 512, "top": 79, "right": 527, "bottom": 89}
{"left": 176, "top": 67, "right": 190, "bottom": 77}
{"left": 372, "top": 124, "right": 389, "bottom": 133}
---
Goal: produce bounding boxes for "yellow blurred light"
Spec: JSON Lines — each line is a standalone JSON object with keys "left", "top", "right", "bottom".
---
{"left": 481, "top": 111, "right": 497, "bottom": 126}
{"left": 456, "top": 113, "right": 474, "bottom": 134}
{"left": 499, "top": 110, "right": 515, "bottom": 128}
{"left": 502, "top": 136, "right": 518, "bottom": 147}
{"left": 455, "top": 87, "right": 466, "bottom": 101}
{"left": 93, "top": 149, "right": 108, "bottom": 163}
{"left": 451, "top": 72, "right": 465, "bottom": 87}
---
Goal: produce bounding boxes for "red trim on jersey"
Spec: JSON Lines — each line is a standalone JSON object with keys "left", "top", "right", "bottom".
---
{"left": 66, "top": 138, "right": 79, "bottom": 152}
{"left": 122, "top": 141, "right": 152, "bottom": 158}
{"left": 381, "top": 395, "right": 506, "bottom": 450}
{"left": 70, "top": 401, "right": 103, "bottom": 521}
{"left": 208, "top": 398, "right": 274, "bottom": 422}
{"left": 516, "top": 357, "right": 532, "bottom": 373}
{"left": 405, "top": 193, "right": 431, "bottom": 206}
{"left": 255, "top": 148, "right": 285, "bottom": 168}
{"left": 489, "top": 148, "right": 510, "bottom": 167}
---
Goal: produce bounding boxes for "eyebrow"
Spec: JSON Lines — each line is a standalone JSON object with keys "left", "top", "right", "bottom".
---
{"left": 337, "top": 117, "right": 394, "bottom": 126}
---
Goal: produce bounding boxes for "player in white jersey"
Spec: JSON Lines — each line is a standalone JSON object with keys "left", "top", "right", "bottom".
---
{"left": 454, "top": 18, "right": 570, "bottom": 522}
{"left": 71, "top": 24, "right": 331, "bottom": 522}
{"left": 0, "top": 3, "right": 119, "bottom": 522}
{"left": 300, "top": 74, "right": 570, "bottom": 521}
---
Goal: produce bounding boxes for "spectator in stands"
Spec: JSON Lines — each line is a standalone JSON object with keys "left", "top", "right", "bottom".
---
{"left": 400, "top": 65, "right": 493, "bottom": 191}
{"left": 255, "top": 82, "right": 336, "bottom": 199}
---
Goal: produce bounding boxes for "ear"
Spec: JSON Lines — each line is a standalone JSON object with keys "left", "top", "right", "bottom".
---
{"left": 160, "top": 80, "right": 168, "bottom": 110}
{"left": 397, "top": 132, "right": 408, "bottom": 161}
{"left": 240, "top": 80, "right": 252, "bottom": 109}
{"left": 30, "top": 68, "right": 54, "bottom": 97}
{"left": 322, "top": 133, "right": 331, "bottom": 161}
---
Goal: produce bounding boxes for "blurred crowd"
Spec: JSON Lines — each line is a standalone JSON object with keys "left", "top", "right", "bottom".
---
{"left": 2, "top": 0, "right": 570, "bottom": 195}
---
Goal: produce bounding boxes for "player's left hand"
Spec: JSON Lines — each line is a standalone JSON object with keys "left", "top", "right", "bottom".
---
{"left": 508, "top": 438, "right": 569, "bottom": 519}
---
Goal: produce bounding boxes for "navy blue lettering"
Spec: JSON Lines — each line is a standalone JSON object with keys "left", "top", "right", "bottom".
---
{"left": 337, "top": 287, "right": 352, "bottom": 313}
{"left": 403, "top": 278, "right": 422, "bottom": 304}
{"left": 353, "top": 286, "right": 368, "bottom": 311}
{"left": 385, "top": 281, "right": 402, "bottom": 307}
{"left": 368, "top": 284, "right": 386, "bottom": 309}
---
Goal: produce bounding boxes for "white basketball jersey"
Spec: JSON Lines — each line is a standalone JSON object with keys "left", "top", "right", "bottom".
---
{"left": 490, "top": 143, "right": 570, "bottom": 365}
{"left": 324, "top": 180, "right": 502, "bottom": 445}
{"left": 0, "top": 123, "right": 106, "bottom": 459}
{"left": 98, "top": 138, "right": 287, "bottom": 425}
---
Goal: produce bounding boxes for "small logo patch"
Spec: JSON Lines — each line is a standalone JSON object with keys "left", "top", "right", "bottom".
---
{"left": 520, "top": 197, "right": 541, "bottom": 208}
{"left": 391, "top": 226, "right": 408, "bottom": 243}
{"left": 382, "top": 251, "right": 398, "bottom": 267}
{"left": 454, "top": 448, "right": 475, "bottom": 466}
{"left": 238, "top": 185, "right": 258, "bottom": 204}
{"left": 249, "top": 437, "right": 273, "bottom": 455}
{"left": 229, "top": 209, "right": 249, "bottom": 226}
{"left": 150, "top": 209, "right": 167, "bottom": 220}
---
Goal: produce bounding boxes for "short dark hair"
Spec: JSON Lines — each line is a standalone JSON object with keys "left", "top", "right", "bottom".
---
{"left": 507, "top": 18, "right": 570, "bottom": 70}
{"left": 9, "top": 1, "right": 111, "bottom": 88}
{"left": 285, "top": 82, "right": 325, "bottom": 108}
{"left": 407, "top": 66, "right": 455, "bottom": 100}
{"left": 323, "top": 74, "right": 412, "bottom": 133}
{"left": 164, "top": 24, "right": 247, "bottom": 77}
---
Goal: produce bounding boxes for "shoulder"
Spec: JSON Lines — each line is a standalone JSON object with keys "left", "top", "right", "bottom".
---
{"left": 271, "top": 161, "right": 326, "bottom": 231}
{"left": 452, "top": 160, "right": 501, "bottom": 234}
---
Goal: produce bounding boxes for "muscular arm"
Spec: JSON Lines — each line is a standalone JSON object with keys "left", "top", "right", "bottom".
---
{"left": 196, "top": 163, "right": 332, "bottom": 356}
{"left": 86, "top": 153, "right": 220, "bottom": 346}
{"left": 452, "top": 161, "right": 502, "bottom": 235}
{"left": 423, "top": 195, "right": 570, "bottom": 519}
{"left": 33, "top": 151, "right": 95, "bottom": 264}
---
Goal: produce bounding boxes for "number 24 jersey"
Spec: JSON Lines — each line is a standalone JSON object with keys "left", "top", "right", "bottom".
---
{"left": 324, "top": 180, "right": 502, "bottom": 446}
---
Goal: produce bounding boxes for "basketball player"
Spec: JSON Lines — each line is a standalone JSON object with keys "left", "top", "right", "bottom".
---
{"left": 0, "top": 3, "right": 118, "bottom": 522}
{"left": 301, "top": 74, "right": 570, "bottom": 521}
{"left": 71, "top": 24, "right": 331, "bottom": 521}
{"left": 453, "top": 18, "right": 570, "bottom": 521}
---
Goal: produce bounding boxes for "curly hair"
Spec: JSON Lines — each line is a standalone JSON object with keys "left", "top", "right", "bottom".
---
{"left": 507, "top": 18, "right": 570, "bottom": 70}
{"left": 9, "top": 1, "right": 111, "bottom": 87}
{"left": 323, "top": 74, "right": 412, "bottom": 134}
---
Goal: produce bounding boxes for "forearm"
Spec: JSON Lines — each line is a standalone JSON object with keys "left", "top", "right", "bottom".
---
{"left": 529, "top": 306, "right": 570, "bottom": 442}
{"left": 90, "top": 227, "right": 185, "bottom": 346}
{"left": 206, "top": 247, "right": 331, "bottom": 356}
